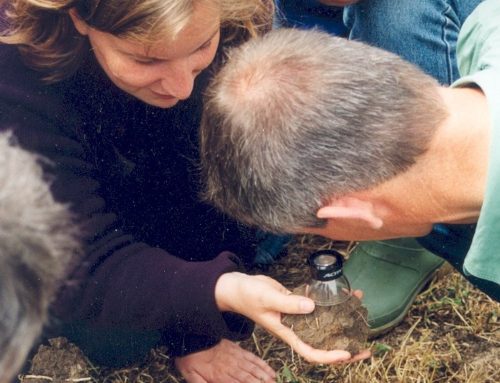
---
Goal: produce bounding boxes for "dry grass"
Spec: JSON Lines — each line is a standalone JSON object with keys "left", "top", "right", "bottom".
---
{"left": 20, "top": 236, "right": 500, "bottom": 383}
{"left": 245, "top": 236, "right": 500, "bottom": 383}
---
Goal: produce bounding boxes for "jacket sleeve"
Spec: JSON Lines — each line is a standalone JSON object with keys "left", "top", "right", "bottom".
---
{"left": 0, "top": 52, "right": 253, "bottom": 356}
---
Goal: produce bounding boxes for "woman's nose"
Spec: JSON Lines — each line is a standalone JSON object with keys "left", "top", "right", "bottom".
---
{"left": 159, "top": 60, "right": 200, "bottom": 100}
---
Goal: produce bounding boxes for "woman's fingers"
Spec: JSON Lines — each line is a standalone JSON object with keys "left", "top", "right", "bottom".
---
{"left": 271, "top": 322, "right": 351, "bottom": 364}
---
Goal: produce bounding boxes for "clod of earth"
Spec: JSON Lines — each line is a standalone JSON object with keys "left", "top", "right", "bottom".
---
{"left": 282, "top": 287, "right": 369, "bottom": 355}
{"left": 20, "top": 337, "right": 92, "bottom": 383}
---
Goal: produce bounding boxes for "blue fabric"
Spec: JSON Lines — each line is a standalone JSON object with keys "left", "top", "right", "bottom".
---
{"left": 418, "top": 225, "right": 500, "bottom": 300}
{"left": 254, "top": 231, "right": 292, "bottom": 265}
{"left": 344, "top": 0, "right": 483, "bottom": 85}
{"left": 276, "top": 0, "right": 483, "bottom": 83}
{"left": 274, "top": 0, "right": 348, "bottom": 36}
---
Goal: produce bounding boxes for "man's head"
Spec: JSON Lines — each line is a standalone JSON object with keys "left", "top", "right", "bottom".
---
{"left": 200, "top": 28, "right": 447, "bottom": 236}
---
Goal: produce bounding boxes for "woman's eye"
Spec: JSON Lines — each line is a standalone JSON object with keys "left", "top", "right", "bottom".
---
{"left": 198, "top": 40, "right": 212, "bottom": 52}
{"left": 133, "top": 57, "right": 157, "bottom": 65}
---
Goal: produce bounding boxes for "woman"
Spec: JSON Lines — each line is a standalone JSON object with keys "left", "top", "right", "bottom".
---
{"left": 0, "top": 1, "right": 361, "bottom": 382}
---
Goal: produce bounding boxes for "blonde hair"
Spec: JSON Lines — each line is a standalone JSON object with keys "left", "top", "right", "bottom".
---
{"left": 0, "top": 0, "right": 273, "bottom": 82}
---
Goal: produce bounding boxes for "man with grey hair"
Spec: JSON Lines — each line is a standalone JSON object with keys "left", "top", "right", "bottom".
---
{"left": 201, "top": 0, "right": 500, "bottom": 302}
{"left": 0, "top": 132, "right": 80, "bottom": 382}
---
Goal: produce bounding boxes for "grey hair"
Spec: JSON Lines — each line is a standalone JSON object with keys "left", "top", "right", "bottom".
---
{"left": 0, "top": 132, "right": 80, "bottom": 382}
{"left": 200, "top": 28, "right": 447, "bottom": 233}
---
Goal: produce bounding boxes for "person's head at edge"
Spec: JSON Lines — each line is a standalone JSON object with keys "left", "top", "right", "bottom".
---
{"left": 200, "top": 28, "right": 488, "bottom": 242}
{"left": 0, "top": 133, "right": 80, "bottom": 383}
{"left": 1, "top": 0, "right": 272, "bottom": 108}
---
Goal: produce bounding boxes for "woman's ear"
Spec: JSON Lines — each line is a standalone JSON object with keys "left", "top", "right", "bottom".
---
{"left": 317, "top": 196, "right": 383, "bottom": 229}
{"left": 68, "top": 8, "right": 90, "bottom": 36}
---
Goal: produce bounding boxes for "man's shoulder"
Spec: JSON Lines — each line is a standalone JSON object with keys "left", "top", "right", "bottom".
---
{"left": 455, "top": 0, "right": 500, "bottom": 84}
{"left": 464, "top": 0, "right": 500, "bottom": 28}
{"left": 457, "top": 0, "right": 500, "bottom": 67}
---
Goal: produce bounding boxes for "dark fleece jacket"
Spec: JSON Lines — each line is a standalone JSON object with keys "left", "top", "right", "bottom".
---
{"left": 0, "top": 33, "right": 256, "bottom": 356}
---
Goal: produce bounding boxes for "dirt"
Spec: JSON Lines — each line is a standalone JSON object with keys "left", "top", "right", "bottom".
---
{"left": 282, "top": 287, "right": 369, "bottom": 355}
{"left": 19, "top": 337, "right": 92, "bottom": 383}
{"left": 15, "top": 238, "right": 499, "bottom": 383}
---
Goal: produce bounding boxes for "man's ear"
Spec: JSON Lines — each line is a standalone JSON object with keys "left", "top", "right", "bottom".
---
{"left": 68, "top": 8, "right": 90, "bottom": 36}
{"left": 317, "top": 196, "right": 383, "bottom": 229}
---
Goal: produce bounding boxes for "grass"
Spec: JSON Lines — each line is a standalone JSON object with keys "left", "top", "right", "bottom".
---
{"left": 20, "top": 236, "right": 499, "bottom": 383}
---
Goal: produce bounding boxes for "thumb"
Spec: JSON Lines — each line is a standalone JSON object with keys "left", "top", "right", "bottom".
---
{"left": 262, "top": 289, "right": 315, "bottom": 314}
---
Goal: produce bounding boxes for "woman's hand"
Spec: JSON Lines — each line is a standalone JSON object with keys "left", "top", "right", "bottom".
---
{"left": 215, "top": 272, "right": 370, "bottom": 364}
{"left": 175, "top": 339, "right": 275, "bottom": 383}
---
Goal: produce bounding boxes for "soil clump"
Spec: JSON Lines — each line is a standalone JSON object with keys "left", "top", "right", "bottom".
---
{"left": 20, "top": 337, "right": 92, "bottom": 383}
{"left": 283, "top": 290, "right": 369, "bottom": 355}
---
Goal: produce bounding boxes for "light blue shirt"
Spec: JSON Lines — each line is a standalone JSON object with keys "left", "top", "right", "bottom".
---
{"left": 452, "top": 0, "right": 500, "bottom": 285}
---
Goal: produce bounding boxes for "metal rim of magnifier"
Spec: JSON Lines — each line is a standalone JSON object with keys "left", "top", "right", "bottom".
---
{"left": 308, "top": 249, "right": 344, "bottom": 280}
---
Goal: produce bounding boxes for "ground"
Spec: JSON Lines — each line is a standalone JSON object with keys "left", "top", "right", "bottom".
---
{"left": 19, "top": 236, "right": 500, "bottom": 383}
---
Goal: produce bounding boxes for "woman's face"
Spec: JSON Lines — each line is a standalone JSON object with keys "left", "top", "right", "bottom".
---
{"left": 70, "top": 3, "right": 221, "bottom": 108}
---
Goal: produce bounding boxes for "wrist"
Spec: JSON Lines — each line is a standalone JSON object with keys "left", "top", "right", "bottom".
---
{"left": 214, "top": 272, "right": 243, "bottom": 312}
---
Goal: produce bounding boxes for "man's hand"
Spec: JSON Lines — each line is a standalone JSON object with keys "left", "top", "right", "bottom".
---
{"left": 215, "top": 272, "right": 371, "bottom": 364}
{"left": 175, "top": 339, "right": 276, "bottom": 383}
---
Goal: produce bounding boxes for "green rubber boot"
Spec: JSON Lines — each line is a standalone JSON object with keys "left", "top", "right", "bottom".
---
{"left": 344, "top": 238, "right": 444, "bottom": 338}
